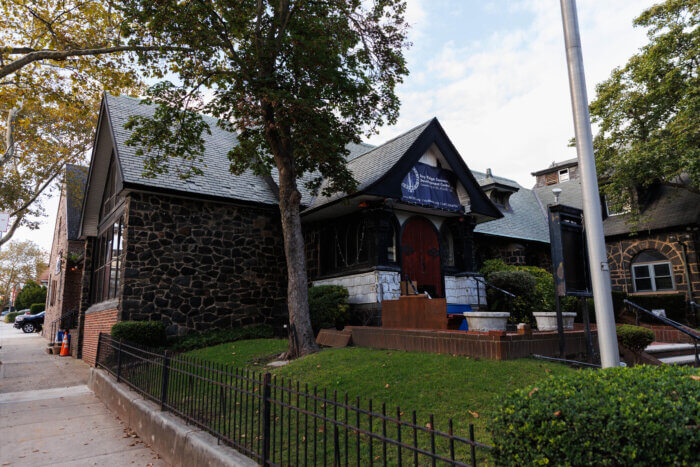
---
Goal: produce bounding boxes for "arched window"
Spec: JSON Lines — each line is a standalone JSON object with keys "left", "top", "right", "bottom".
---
{"left": 631, "top": 250, "right": 674, "bottom": 292}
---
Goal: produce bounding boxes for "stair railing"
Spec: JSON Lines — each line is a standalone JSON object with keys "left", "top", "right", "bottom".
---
{"left": 473, "top": 276, "right": 516, "bottom": 314}
{"left": 624, "top": 299, "right": 699, "bottom": 367}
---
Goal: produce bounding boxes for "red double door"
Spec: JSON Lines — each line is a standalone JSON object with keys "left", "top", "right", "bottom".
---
{"left": 401, "top": 217, "right": 442, "bottom": 297}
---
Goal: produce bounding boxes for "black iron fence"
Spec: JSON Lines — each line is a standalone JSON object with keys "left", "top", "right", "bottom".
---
{"left": 96, "top": 333, "right": 492, "bottom": 466}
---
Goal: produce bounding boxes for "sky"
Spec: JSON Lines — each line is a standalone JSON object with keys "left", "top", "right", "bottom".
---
{"left": 13, "top": 0, "right": 657, "bottom": 253}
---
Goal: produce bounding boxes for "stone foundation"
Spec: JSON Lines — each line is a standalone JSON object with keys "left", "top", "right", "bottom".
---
{"left": 444, "top": 275, "right": 485, "bottom": 306}
{"left": 313, "top": 269, "right": 401, "bottom": 305}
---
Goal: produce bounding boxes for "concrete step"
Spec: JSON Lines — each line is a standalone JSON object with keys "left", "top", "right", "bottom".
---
{"left": 645, "top": 343, "right": 696, "bottom": 359}
{"left": 658, "top": 354, "right": 697, "bottom": 366}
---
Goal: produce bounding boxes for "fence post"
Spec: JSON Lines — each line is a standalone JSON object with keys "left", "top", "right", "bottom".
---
{"left": 160, "top": 350, "right": 170, "bottom": 411}
{"left": 95, "top": 332, "right": 103, "bottom": 367}
{"left": 262, "top": 372, "right": 272, "bottom": 465}
{"left": 116, "top": 338, "right": 123, "bottom": 383}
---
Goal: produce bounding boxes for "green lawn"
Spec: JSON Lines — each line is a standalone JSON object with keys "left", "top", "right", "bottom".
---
{"left": 184, "top": 338, "right": 577, "bottom": 447}
{"left": 185, "top": 338, "right": 288, "bottom": 369}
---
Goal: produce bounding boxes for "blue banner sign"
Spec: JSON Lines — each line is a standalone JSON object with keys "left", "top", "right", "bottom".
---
{"left": 400, "top": 162, "right": 461, "bottom": 211}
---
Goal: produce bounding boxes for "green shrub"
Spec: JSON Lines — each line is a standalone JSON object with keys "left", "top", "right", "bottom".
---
{"left": 168, "top": 325, "right": 274, "bottom": 352}
{"left": 575, "top": 290, "right": 628, "bottom": 324}
{"left": 490, "top": 365, "right": 700, "bottom": 466}
{"left": 4, "top": 311, "right": 20, "bottom": 323}
{"left": 309, "top": 285, "right": 350, "bottom": 333}
{"left": 616, "top": 324, "right": 655, "bottom": 352}
{"left": 627, "top": 292, "right": 687, "bottom": 324}
{"left": 479, "top": 258, "right": 509, "bottom": 278}
{"left": 30, "top": 303, "right": 45, "bottom": 314}
{"left": 486, "top": 270, "right": 538, "bottom": 325}
{"left": 15, "top": 280, "right": 47, "bottom": 310}
{"left": 111, "top": 321, "right": 167, "bottom": 347}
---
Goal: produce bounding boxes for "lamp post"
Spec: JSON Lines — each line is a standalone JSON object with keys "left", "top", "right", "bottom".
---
{"left": 559, "top": 0, "right": 620, "bottom": 367}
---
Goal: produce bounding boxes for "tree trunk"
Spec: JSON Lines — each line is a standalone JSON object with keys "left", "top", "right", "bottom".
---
{"left": 275, "top": 153, "right": 318, "bottom": 358}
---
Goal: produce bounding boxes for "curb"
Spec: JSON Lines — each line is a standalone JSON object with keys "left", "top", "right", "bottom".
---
{"left": 88, "top": 368, "right": 257, "bottom": 467}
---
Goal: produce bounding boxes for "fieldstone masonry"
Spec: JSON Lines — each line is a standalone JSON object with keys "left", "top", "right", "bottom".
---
{"left": 120, "top": 192, "right": 288, "bottom": 335}
{"left": 606, "top": 230, "right": 700, "bottom": 304}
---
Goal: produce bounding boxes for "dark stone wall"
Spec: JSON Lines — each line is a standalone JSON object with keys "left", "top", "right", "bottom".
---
{"left": 606, "top": 230, "right": 699, "bottom": 304}
{"left": 121, "top": 192, "right": 288, "bottom": 335}
{"left": 474, "top": 234, "right": 551, "bottom": 271}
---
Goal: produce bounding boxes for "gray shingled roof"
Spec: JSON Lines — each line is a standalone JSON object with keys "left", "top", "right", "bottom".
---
{"left": 65, "top": 164, "right": 88, "bottom": 241}
{"left": 105, "top": 94, "right": 373, "bottom": 207}
{"left": 603, "top": 184, "right": 700, "bottom": 236}
{"left": 533, "top": 178, "right": 584, "bottom": 210}
{"left": 472, "top": 171, "right": 550, "bottom": 243}
{"left": 305, "top": 120, "right": 433, "bottom": 210}
{"left": 532, "top": 177, "right": 699, "bottom": 236}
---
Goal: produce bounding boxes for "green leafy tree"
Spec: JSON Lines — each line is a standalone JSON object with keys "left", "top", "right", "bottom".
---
{"left": 15, "top": 280, "right": 47, "bottom": 310}
{"left": 120, "top": 0, "right": 410, "bottom": 357}
{"left": 0, "top": 0, "right": 188, "bottom": 246}
{"left": 590, "top": 0, "right": 699, "bottom": 214}
{"left": 0, "top": 240, "right": 47, "bottom": 302}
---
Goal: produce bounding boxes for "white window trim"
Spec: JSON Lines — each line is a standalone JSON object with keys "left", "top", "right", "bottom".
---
{"left": 604, "top": 195, "right": 631, "bottom": 217}
{"left": 631, "top": 261, "right": 674, "bottom": 292}
{"left": 558, "top": 168, "right": 570, "bottom": 183}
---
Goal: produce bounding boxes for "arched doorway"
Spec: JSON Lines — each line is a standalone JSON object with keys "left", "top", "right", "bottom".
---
{"left": 401, "top": 217, "right": 442, "bottom": 297}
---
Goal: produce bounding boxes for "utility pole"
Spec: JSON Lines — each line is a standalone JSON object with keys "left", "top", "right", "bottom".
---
{"left": 559, "top": 0, "right": 620, "bottom": 368}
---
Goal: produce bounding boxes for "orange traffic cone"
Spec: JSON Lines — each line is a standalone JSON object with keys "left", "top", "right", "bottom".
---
{"left": 59, "top": 331, "right": 71, "bottom": 357}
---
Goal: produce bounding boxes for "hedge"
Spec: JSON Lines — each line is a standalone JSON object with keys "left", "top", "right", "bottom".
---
{"left": 30, "top": 303, "right": 45, "bottom": 314}
{"left": 628, "top": 292, "right": 687, "bottom": 324}
{"left": 111, "top": 321, "right": 167, "bottom": 347}
{"left": 4, "top": 311, "right": 20, "bottom": 323}
{"left": 490, "top": 365, "right": 700, "bottom": 465}
{"left": 168, "top": 325, "right": 274, "bottom": 352}
{"left": 309, "top": 285, "right": 350, "bottom": 334}
{"left": 616, "top": 324, "right": 655, "bottom": 352}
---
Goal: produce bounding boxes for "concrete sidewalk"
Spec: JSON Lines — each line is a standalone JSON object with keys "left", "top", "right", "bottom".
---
{"left": 0, "top": 322, "right": 167, "bottom": 466}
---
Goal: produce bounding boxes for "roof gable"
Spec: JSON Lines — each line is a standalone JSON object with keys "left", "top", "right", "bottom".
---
{"left": 305, "top": 118, "right": 502, "bottom": 221}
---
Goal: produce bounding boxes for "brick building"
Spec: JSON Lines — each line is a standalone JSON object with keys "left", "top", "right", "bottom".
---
{"left": 42, "top": 165, "right": 88, "bottom": 343}
{"left": 533, "top": 160, "right": 700, "bottom": 320}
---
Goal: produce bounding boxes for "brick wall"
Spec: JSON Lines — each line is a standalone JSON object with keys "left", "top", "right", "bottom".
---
{"left": 82, "top": 308, "right": 119, "bottom": 366}
{"left": 43, "top": 186, "right": 85, "bottom": 339}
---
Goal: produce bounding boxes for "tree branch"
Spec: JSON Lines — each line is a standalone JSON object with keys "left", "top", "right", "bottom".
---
{"left": 1, "top": 103, "right": 22, "bottom": 169}
{"left": 1, "top": 45, "right": 189, "bottom": 79}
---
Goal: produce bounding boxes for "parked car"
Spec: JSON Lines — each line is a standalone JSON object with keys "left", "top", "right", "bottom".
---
{"left": 14, "top": 311, "right": 43, "bottom": 333}
{"left": 1, "top": 306, "right": 16, "bottom": 317}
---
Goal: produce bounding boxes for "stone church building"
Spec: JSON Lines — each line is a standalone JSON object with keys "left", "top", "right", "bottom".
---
{"left": 78, "top": 94, "right": 565, "bottom": 363}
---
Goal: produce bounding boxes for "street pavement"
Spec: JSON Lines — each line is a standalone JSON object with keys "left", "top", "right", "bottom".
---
{"left": 0, "top": 321, "right": 168, "bottom": 466}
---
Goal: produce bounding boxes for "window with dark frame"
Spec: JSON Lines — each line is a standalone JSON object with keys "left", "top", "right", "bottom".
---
{"left": 319, "top": 216, "right": 373, "bottom": 275}
{"left": 91, "top": 154, "right": 125, "bottom": 304}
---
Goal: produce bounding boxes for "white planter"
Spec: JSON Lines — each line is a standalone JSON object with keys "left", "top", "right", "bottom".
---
{"left": 463, "top": 312, "right": 510, "bottom": 332}
{"left": 533, "top": 312, "right": 577, "bottom": 331}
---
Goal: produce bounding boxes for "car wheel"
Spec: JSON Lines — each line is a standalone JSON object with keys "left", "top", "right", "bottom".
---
{"left": 22, "top": 323, "right": 35, "bottom": 333}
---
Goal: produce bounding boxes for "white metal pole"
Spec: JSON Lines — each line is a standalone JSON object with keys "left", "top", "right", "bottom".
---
{"left": 559, "top": 0, "right": 620, "bottom": 368}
